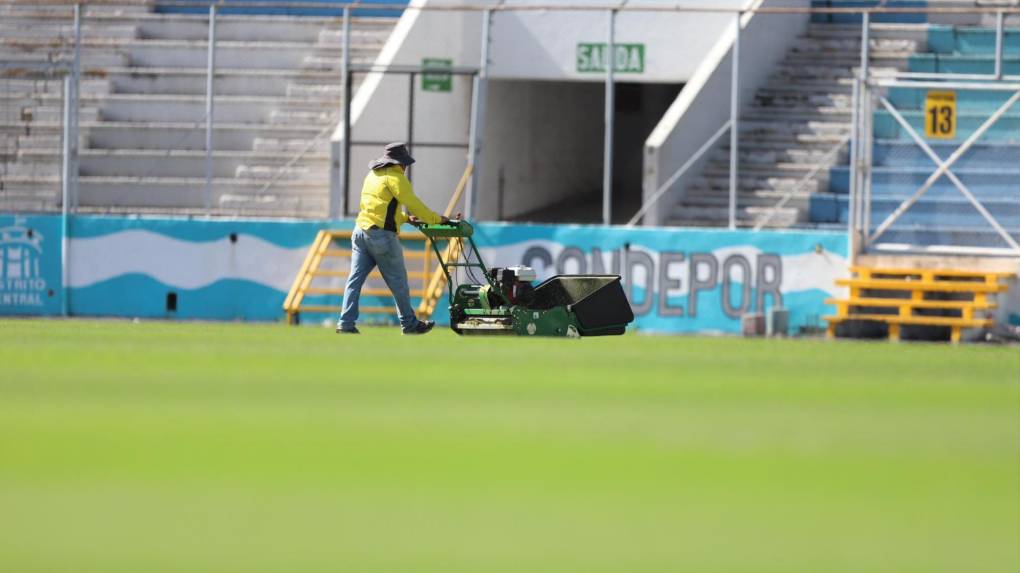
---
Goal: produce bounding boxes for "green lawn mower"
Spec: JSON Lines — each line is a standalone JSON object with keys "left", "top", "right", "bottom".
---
{"left": 413, "top": 219, "right": 634, "bottom": 337}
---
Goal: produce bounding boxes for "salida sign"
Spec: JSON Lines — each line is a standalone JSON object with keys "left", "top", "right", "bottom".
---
{"left": 0, "top": 215, "right": 61, "bottom": 315}
{"left": 576, "top": 43, "right": 645, "bottom": 73}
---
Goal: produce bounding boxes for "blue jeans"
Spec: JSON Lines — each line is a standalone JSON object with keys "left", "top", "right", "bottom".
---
{"left": 339, "top": 227, "right": 419, "bottom": 330}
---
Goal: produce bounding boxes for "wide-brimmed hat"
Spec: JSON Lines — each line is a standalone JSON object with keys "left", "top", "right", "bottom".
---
{"left": 368, "top": 142, "right": 415, "bottom": 170}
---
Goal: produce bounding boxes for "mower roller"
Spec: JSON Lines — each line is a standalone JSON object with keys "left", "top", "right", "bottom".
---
{"left": 413, "top": 219, "right": 634, "bottom": 337}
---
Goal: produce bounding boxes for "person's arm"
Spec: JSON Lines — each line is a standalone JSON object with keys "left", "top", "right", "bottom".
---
{"left": 389, "top": 173, "right": 444, "bottom": 225}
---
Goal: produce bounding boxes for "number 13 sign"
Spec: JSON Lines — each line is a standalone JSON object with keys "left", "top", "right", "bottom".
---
{"left": 925, "top": 91, "right": 957, "bottom": 139}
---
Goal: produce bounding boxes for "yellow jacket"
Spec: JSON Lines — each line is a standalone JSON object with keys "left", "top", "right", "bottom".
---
{"left": 355, "top": 165, "right": 442, "bottom": 231}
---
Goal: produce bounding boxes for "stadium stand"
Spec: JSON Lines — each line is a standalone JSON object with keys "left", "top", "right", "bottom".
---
{"left": 0, "top": 3, "right": 397, "bottom": 216}
{"left": 667, "top": 18, "right": 927, "bottom": 228}
{"left": 810, "top": 10, "right": 1020, "bottom": 251}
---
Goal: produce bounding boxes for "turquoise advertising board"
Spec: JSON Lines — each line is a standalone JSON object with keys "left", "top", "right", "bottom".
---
{"left": 0, "top": 215, "right": 850, "bottom": 334}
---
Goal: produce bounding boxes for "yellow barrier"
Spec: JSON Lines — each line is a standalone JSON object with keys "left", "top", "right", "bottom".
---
{"left": 824, "top": 266, "right": 1013, "bottom": 343}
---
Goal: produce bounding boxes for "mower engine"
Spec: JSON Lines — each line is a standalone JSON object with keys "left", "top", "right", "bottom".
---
{"left": 415, "top": 220, "right": 634, "bottom": 337}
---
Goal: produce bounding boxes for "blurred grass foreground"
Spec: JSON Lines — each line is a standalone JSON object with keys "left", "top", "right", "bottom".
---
{"left": 0, "top": 319, "right": 1017, "bottom": 572}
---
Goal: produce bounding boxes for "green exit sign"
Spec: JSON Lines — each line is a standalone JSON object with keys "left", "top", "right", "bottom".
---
{"left": 421, "top": 58, "right": 453, "bottom": 92}
{"left": 577, "top": 43, "right": 645, "bottom": 73}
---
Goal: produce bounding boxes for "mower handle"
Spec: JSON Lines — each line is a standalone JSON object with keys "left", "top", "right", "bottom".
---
{"left": 412, "top": 219, "right": 474, "bottom": 239}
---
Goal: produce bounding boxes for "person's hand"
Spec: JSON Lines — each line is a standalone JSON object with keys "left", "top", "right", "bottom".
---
{"left": 439, "top": 215, "right": 450, "bottom": 225}
{"left": 408, "top": 215, "right": 420, "bottom": 224}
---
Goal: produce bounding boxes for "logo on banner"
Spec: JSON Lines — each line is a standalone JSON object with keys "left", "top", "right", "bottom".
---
{"left": 0, "top": 216, "right": 49, "bottom": 308}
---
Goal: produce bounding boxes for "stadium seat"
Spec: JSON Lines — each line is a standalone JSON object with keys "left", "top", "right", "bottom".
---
{"left": 0, "top": 4, "right": 397, "bottom": 217}
{"left": 810, "top": 14, "right": 1020, "bottom": 251}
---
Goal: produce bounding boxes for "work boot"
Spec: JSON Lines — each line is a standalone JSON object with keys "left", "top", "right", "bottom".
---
{"left": 402, "top": 320, "right": 435, "bottom": 335}
{"left": 336, "top": 326, "right": 360, "bottom": 334}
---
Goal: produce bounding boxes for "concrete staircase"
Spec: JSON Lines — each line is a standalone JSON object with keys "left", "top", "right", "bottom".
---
{"left": 667, "top": 22, "right": 926, "bottom": 228}
{"left": 0, "top": 4, "right": 396, "bottom": 216}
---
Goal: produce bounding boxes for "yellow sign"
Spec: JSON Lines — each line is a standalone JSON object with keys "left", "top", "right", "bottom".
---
{"left": 925, "top": 91, "right": 956, "bottom": 139}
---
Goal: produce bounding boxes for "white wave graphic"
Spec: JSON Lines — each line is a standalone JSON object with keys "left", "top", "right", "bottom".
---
{"left": 67, "top": 230, "right": 849, "bottom": 298}
{"left": 69, "top": 230, "right": 310, "bottom": 291}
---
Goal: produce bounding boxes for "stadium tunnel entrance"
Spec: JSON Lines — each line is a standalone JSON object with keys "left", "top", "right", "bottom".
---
{"left": 477, "top": 80, "right": 682, "bottom": 224}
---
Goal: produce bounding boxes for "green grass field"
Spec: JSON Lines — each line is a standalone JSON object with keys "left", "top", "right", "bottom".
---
{"left": 0, "top": 319, "right": 1017, "bottom": 572}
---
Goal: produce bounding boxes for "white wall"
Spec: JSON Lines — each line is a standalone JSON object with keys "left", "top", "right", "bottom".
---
{"left": 333, "top": 0, "right": 766, "bottom": 221}
{"left": 641, "top": 0, "right": 811, "bottom": 226}
{"left": 489, "top": 1, "right": 745, "bottom": 82}
{"left": 476, "top": 80, "right": 604, "bottom": 219}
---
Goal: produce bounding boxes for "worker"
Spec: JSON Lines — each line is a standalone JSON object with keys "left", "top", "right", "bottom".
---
{"left": 337, "top": 142, "right": 450, "bottom": 335}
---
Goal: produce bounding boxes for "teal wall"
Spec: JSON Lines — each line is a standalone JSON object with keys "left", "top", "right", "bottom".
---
{"left": 0, "top": 214, "right": 850, "bottom": 335}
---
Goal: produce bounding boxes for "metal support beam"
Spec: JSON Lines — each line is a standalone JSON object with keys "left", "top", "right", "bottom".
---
{"left": 204, "top": 4, "right": 217, "bottom": 213}
{"left": 728, "top": 11, "right": 740, "bottom": 230}
{"left": 862, "top": 80, "right": 874, "bottom": 245}
{"left": 70, "top": 3, "right": 81, "bottom": 209}
{"left": 848, "top": 77, "right": 860, "bottom": 242}
{"left": 849, "top": 12, "right": 869, "bottom": 253}
{"left": 332, "top": 6, "right": 351, "bottom": 219}
{"left": 407, "top": 72, "right": 415, "bottom": 181}
{"left": 466, "top": 9, "right": 491, "bottom": 220}
{"left": 603, "top": 9, "right": 616, "bottom": 226}
{"left": 343, "top": 59, "right": 353, "bottom": 216}
{"left": 995, "top": 11, "right": 1004, "bottom": 80}
{"left": 61, "top": 76, "right": 72, "bottom": 317}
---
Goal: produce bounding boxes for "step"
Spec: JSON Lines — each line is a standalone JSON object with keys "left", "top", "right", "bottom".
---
{"left": 269, "top": 109, "right": 335, "bottom": 124}
{"left": 711, "top": 146, "right": 848, "bottom": 166}
{"left": 669, "top": 204, "right": 803, "bottom": 225}
{"left": 0, "top": 78, "right": 110, "bottom": 97}
{"left": 0, "top": 23, "right": 139, "bottom": 39}
{"left": 719, "top": 137, "right": 848, "bottom": 152}
{"left": 810, "top": 193, "right": 1020, "bottom": 226}
{"left": 754, "top": 91, "right": 853, "bottom": 109}
{"left": 234, "top": 164, "right": 319, "bottom": 180}
{"left": 0, "top": 50, "right": 131, "bottom": 68}
{"left": 0, "top": 160, "right": 61, "bottom": 178}
{"left": 704, "top": 161, "right": 838, "bottom": 177}
{"left": 744, "top": 105, "right": 853, "bottom": 121}
{"left": 738, "top": 119, "right": 852, "bottom": 137}
{"left": 872, "top": 140, "right": 1020, "bottom": 169}
{"left": 62, "top": 120, "right": 324, "bottom": 151}
{"left": 827, "top": 165, "right": 1020, "bottom": 196}
{"left": 16, "top": 147, "right": 329, "bottom": 178}
{"left": 92, "top": 66, "right": 360, "bottom": 97}
{"left": 872, "top": 110, "right": 1020, "bottom": 141}
{"left": 692, "top": 175, "right": 827, "bottom": 193}
{"left": 874, "top": 226, "right": 1020, "bottom": 251}
{"left": 761, "top": 79, "right": 855, "bottom": 94}
{"left": 678, "top": 190, "right": 812, "bottom": 209}
{"left": 927, "top": 25, "right": 1020, "bottom": 56}
{"left": 805, "top": 23, "right": 930, "bottom": 41}
{"left": 0, "top": 175, "right": 331, "bottom": 216}
{"left": 908, "top": 53, "right": 1020, "bottom": 75}
{"left": 1, "top": 106, "right": 101, "bottom": 123}
{"left": 252, "top": 137, "right": 331, "bottom": 152}
{"left": 0, "top": 38, "right": 381, "bottom": 71}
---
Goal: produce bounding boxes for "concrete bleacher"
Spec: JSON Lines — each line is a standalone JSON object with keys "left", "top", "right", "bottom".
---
{"left": 810, "top": 16, "right": 1020, "bottom": 252}
{"left": 667, "top": 20, "right": 925, "bottom": 228}
{"left": 0, "top": 3, "right": 396, "bottom": 216}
